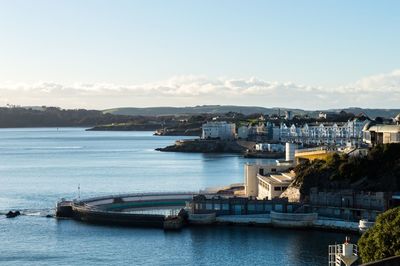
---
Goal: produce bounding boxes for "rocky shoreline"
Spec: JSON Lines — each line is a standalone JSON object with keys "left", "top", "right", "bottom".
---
{"left": 156, "top": 139, "right": 255, "bottom": 153}
{"left": 87, "top": 124, "right": 161, "bottom": 131}
{"left": 153, "top": 128, "right": 201, "bottom": 136}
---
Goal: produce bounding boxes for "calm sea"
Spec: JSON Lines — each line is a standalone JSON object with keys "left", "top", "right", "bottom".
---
{"left": 0, "top": 128, "right": 355, "bottom": 265}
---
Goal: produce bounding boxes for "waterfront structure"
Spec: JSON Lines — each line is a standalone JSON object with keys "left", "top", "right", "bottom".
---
{"left": 363, "top": 123, "right": 400, "bottom": 145}
{"left": 255, "top": 143, "right": 285, "bottom": 152}
{"left": 258, "top": 171, "right": 295, "bottom": 200}
{"left": 294, "top": 146, "right": 336, "bottom": 164}
{"left": 328, "top": 237, "right": 358, "bottom": 266}
{"left": 279, "top": 115, "right": 371, "bottom": 146}
{"left": 244, "top": 163, "right": 293, "bottom": 197}
{"left": 56, "top": 192, "right": 196, "bottom": 229}
{"left": 308, "top": 188, "right": 393, "bottom": 221}
{"left": 190, "top": 194, "right": 300, "bottom": 216}
{"left": 201, "top": 121, "right": 236, "bottom": 140}
{"left": 244, "top": 142, "right": 297, "bottom": 198}
{"left": 285, "top": 142, "right": 297, "bottom": 162}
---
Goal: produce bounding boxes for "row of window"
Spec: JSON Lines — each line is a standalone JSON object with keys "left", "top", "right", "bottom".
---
{"left": 259, "top": 180, "right": 288, "bottom": 192}
{"left": 194, "top": 203, "right": 292, "bottom": 212}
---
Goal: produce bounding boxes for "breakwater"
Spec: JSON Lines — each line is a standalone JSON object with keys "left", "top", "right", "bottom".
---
{"left": 57, "top": 192, "right": 363, "bottom": 233}
{"left": 57, "top": 193, "right": 197, "bottom": 230}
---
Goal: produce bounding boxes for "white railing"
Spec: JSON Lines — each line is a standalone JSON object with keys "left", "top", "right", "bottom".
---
{"left": 79, "top": 191, "right": 198, "bottom": 203}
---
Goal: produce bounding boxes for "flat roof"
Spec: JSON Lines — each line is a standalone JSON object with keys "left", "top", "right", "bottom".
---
{"left": 367, "top": 124, "right": 400, "bottom": 133}
{"left": 258, "top": 172, "right": 293, "bottom": 184}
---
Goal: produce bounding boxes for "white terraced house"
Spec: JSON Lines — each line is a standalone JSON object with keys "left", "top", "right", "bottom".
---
{"left": 279, "top": 115, "right": 371, "bottom": 146}
{"left": 201, "top": 121, "right": 236, "bottom": 140}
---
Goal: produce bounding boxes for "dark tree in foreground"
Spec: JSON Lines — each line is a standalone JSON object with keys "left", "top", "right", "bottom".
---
{"left": 358, "top": 207, "right": 400, "bottom": 263}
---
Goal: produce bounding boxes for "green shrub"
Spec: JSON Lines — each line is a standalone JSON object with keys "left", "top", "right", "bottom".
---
{"left": 358, "top": 207, "right": 400, "bottom": 263}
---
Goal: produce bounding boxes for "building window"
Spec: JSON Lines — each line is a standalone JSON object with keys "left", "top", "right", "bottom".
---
{"left": 274, "top": 186, "right": 281, "bottom": 191}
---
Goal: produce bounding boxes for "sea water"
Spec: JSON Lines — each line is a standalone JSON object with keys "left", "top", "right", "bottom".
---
{"left": 0, "top": 128, "right": 354, "bottom": 265}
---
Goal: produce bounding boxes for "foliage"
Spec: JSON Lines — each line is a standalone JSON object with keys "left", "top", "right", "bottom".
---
{"left": 294, "top": 144, "right": 400, "bottom": 193}
{"left": 0, "top": 107, "right": 140, "bottom": 127}
{"left": 358, "top": 207, "right": 400, "bottom": 263}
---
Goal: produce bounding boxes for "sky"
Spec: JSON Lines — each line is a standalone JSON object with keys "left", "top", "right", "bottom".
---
{"left": 0, "top": 0, "right": 399, "bottom": 110}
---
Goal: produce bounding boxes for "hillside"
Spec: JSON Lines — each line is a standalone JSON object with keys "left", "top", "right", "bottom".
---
{"left": 293, "top": 144, "right": 400, "bottom": 195}
{"left": 103, "top": 105, "right": 308, "bottom": 116}
{"left": 103, "top": 105, "right": 400, "bottom": 118}
{"left": 329, "top": 108, "right": 400, "bottom": 119}
{"left": 0, "top": 107, "right": 134, "bottom": 128}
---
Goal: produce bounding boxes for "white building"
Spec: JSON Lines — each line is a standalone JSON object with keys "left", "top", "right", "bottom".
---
{"left": 255, "top": 143, "right": 285, "bottom": 152}
{"left": 363, "top": 123, "right": 400, "bottom": 145}
{"left": 237, "top": 126, "right": 249, "bottom": 139}
{"left": 244, "top": 159, "right": 294, "bottom": 198}
{"left": 395, "top": 113, "right": 400, "bottom": 125}
{"left": 258, "top": 171, "right": 295, "bottom": 200}
{"left": 319, "top": 112, "right": 327, "bottom": 119}
{"left": 279, "top": 115, "right": 371, "bottom": 146}
{"left": 201, "top": 121, "right": 236, "bottom": 140}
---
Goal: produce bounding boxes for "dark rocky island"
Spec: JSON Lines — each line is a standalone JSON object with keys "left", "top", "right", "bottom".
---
{"left": 156, "top": 139, "right": 255, "bottom": 153}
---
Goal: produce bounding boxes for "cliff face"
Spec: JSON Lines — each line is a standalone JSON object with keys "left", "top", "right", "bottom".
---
{"left": 280, "top": 186, "right": 301, "bottom": 203}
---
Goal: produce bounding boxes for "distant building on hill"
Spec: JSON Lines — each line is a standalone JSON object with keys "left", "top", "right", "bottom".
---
{"left": 285, "top": 111, "right": 292, "bottom": 120}
{"left": 201, "top": 121, "right": 236, "bottom": 140}
{"left": 394, "top": 113, "right": 400, "bottom": 125}
{"left": 318, "top": 112, "right": 327, "bottom": 119}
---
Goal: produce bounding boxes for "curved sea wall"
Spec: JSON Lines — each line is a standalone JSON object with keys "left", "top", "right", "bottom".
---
{"left": 270, "top": 211, "right": 318, "bottom": 228}
{"left": 188, "top": 213, "right": 217, "bottom": 225}
{"left": 57, "top": 192, "right": 197, "bottom": 229}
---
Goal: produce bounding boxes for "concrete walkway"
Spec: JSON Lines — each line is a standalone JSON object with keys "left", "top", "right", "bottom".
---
{"left": 216, "top": 214, "right": 271, "bottom": 225}
{"left": 215, "top": 214, "right": 360, "bottom": 232}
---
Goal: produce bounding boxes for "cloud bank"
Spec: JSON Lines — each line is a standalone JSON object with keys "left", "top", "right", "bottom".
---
{"left": 1, "top": 70, "right": 400, "bottom": 109}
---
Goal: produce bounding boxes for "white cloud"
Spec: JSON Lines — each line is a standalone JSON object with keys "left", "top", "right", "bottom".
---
{"left": 336, "top": 69, "right": 400, "bottom": 93}
{"left": 0, "top": 70, "right": 400, "bottom": 109}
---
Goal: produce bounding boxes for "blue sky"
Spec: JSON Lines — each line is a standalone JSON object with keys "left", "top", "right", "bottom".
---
{"left": 0, "top": 0, "right": 399, "bottom": 109}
